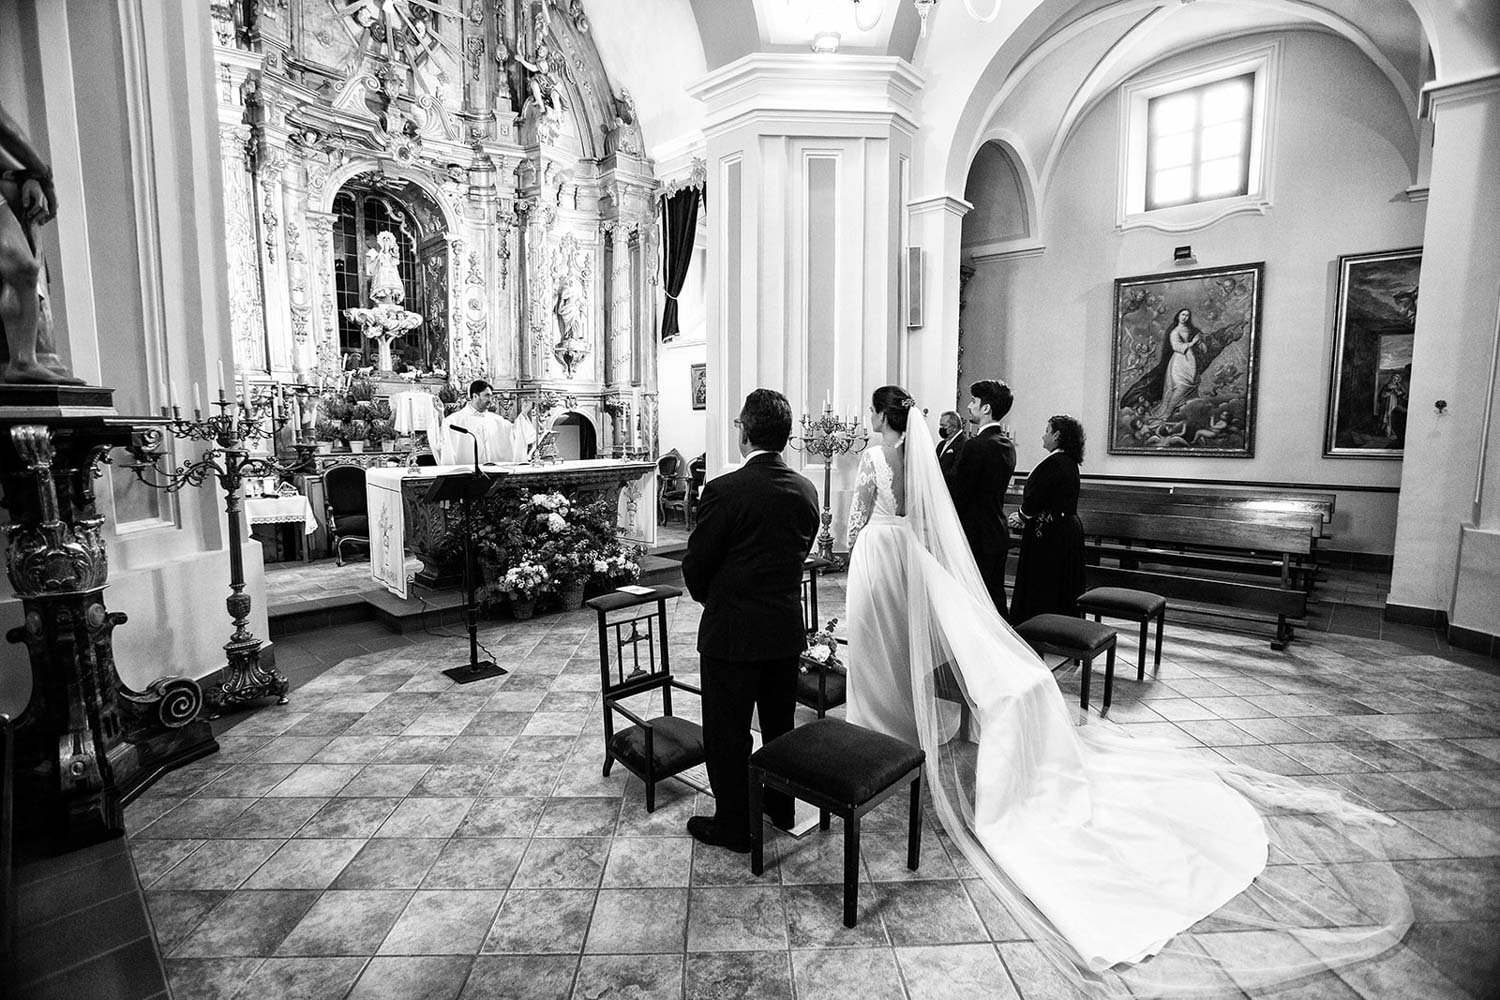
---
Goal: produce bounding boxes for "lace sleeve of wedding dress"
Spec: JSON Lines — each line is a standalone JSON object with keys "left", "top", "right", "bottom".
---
{"left": 895, "top": 411, "right": 1411, "bottom": 999}
{"left": 846, "top": 448, "right": 879, "bottom": 551}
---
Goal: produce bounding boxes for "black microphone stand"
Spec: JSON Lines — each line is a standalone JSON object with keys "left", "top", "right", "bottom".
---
{"left": 439, "top": 425, "right": 506, "bottom": 684}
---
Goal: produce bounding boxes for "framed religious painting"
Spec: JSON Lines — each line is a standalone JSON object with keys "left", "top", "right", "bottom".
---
{"left": 1323, "top": 248, "right": 1421, "bottom": 458}
{"left": 1108, "top": 262, "right": 1264, "bottom": 457}
{"left": 689, "top": 363, "right": 707, "bottom": 410}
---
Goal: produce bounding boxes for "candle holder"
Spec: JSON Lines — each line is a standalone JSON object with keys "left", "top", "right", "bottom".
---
{"left": 790, "top": 400, "right": 869, "bottom": 571}
{"left": 123, "top": 391, "right": 294, "bottom": 715}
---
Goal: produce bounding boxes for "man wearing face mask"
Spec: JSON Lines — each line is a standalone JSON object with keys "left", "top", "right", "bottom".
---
{"left": 935, "top": 408, "right": 968, "bottom": 477}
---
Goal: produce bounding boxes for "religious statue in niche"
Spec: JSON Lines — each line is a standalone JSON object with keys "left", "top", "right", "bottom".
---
{"left": 344, "top": 230, "right": 424, "bottom": 373}
{"left": 552, "top": 235, "right": 591, "bottom": 377}
{"left": 605, "top": 89, "right": 643, "bottom": 157}
{"left": 516, "top": 37, "right": 567, "bottom": 141}
{"left": 0, "top": 99, "right": 83, "bottom": 384}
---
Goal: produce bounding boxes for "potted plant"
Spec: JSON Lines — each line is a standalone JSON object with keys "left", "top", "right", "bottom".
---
{"left": 437, "top": 381, "right": 461, "bottom": 414}
{"left": 313, "top": 418, "right": 341, "bottom": 454}
{"left": 348, "top": 418, "right": 369, "bottom": 453}
{"left": 590, "top": 542, "right": 643, "bottom": 593}
{"left": 499, "top": 558, "right": 550, "bottom": 620}
{"left": 368, "top": 418, "right": 396, "bottom": 451}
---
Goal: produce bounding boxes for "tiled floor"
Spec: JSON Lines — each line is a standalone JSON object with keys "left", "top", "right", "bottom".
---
{"left": 128, "top": 573, "right": 1500, "bottom": 1000}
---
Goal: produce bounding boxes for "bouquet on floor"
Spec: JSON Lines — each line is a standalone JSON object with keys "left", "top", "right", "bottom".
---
{"left": 500, "top": 558, "right": 550, "bottom": 601}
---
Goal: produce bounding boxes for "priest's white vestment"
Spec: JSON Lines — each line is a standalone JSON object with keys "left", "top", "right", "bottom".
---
{"left": 437, "top": 407, "right": 536, "bottom": 465}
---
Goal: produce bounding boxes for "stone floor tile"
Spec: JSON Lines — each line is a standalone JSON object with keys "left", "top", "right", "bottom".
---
{"left": 686, "top": 886, "right": 788, "bottom": 952}
{"left": 898, "top": 942, "right": 1020, "bottom": 1000}
{"left": 585, "top": 887, "right": 689, "bottom": 953}
{"left": 243, "top": 838, "right": 365, "bottom": 890}
{"left": 377, "top": 889, "right": 505, "bottom": 955}
{"left": 534, "top": 796, "right": 623, "bottom": 837}
{"left": 337, "top": 763, "right": 434, "bottom": 798}
{"left": 790, "top": 947, "right": 905, "bottom": 1000}
{"left": 144, "top": 890, "right": 228, "bottom": 953}
{"left": 511, "top": 837, "right": 610, "bottom": 888}
{"left": 262, "top": 763, "right": 365, "bottom": 797}
{"left": 331, "top": 838, "right": 444, "bottom": 890}
{"left": 274, "top": 889, "right": 412, "bottom": 956}
{"left": 420, "top": 838, "right": 527, "bottom": 889}
{"left": 460, "top": 954, "right": 576, "bottom": 1000}
{"left": 343, "top": 955, "right": 474, "bottom": 1000}
{"left": 153, "top": 839, "right": 286, "bottom": 891}
{"left": 782, "top": 883, "right": 890, "bottom": 948}
{"left": 572, "top": 954, "right": 684, "bottom": 1000}
{"left": 878, "top": 879, "right": 989, "bottom": 946}
{"left": 231, "top": 955, "right": 368, "bottom": 1000}
{"left": 232, "top": 797, "right": 328, "bottom": 838}
{"left": 163, "top": 957, "right": 264, "bottom": 1000}
{"left": 374, "top": 797, "right": 475, "bottom": 839}
{"left": 480, "top": 888, "right": 596, "bottom": 953}
{"left": 168, "top": 889, "right": 320, "bottom": 957}
{"left": 131, "top": 838, "right": 206, "bottom": 887}
{"left": 295, "top": 797, "right": 399, "bottom": 839}
{"left": 601, "top": 836, "right": 693, "bottom": 888}
{"left": 685, "top": 951, "right": 794, "bottom": 1000}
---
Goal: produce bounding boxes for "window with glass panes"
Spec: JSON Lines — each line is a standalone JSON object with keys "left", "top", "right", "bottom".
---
{"left": 1145, "top": 73, "right": 1253, "bottom": 211}
{"left": 333, "top": 189, "right": 422, "bottom": 365}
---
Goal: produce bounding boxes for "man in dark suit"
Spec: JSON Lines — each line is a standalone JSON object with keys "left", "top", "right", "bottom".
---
{"left": 681, "top": 389, "right": 820, "bottom": 852}
{"left": 945, "top": 379, "right": 1017, "bottom": 617}
{"left": 936, "top": 409, "right": 968, "bottom": 477}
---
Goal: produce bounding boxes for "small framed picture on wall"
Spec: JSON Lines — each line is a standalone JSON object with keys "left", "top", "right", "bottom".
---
{"left": 690, "top": 363, "right": 707, "bottom": 410}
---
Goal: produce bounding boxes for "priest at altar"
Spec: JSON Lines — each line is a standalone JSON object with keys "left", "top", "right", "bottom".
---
{"left": 436, "top": 379, "right": 537, "bottom": 465}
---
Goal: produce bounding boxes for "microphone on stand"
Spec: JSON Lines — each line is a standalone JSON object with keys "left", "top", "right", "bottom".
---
{"left": 449, "top": 424, "right": 481, "bottom": 477}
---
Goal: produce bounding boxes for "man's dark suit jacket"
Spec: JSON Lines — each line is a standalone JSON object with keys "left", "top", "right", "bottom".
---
{"left": 936, "top": 429, "right": 968, "bottom": 478}
{"left": 681, "top": 452, "right": 820, "bottom": 660}
{"left": 945, "top": 424, "right": 1017, "bottom": 608}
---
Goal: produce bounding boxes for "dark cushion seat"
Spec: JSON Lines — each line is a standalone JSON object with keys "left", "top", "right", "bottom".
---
{"left": 608, "top": 715, "right": 704, "bottom": 777}
{"left": 1015, "top": 613, "right": 1116, "bottom": 652}
{"left": 1077, "top": 587, "right": 1166, "bottom": 617}
{"left": 332, "top": 514, "right": 369, "bottom": 536}
{"left": 751, "top": 717, "right": 924, "bottom": 804}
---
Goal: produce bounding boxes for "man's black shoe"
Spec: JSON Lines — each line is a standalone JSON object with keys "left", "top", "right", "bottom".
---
{"left": 687, "top": 815, "right": 751, "bottom": 854}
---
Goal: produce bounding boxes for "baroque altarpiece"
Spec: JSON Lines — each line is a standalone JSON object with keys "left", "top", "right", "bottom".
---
{"left": 209, "top": 0, "right": 662, "bottom": 457}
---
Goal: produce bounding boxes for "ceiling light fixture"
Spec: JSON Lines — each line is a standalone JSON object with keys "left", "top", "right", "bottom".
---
{"left": 811, "top": 30, "right": 842, "bottom": 53}
{"left": 852, "top": 0, "right": 1003, "bottom": 38}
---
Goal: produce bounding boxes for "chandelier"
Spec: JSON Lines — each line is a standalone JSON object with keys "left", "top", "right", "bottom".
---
{"left": 852, "top": 0, "right": 1001, "bottom": 36}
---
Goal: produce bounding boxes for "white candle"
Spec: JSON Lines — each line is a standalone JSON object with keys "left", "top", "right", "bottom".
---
{"left": 193, "top": 382, "right": 203, "bottom": 413}
{"left": 217, "top": 361, "right": 226, "bottom": 399}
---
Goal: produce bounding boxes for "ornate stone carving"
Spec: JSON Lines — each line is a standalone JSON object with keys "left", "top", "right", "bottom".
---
{"left": 3, "top": 426, "right": 108, "bottom": 596}
{"left": 552, "top": 232, "right": 592, "bottom": 378}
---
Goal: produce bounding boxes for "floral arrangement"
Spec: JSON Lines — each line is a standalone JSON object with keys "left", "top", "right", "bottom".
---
{"left": 592, "top": 545, "right": 642, "bottom": 587}
{"left": 501, "top": 559, "right": 549, "bottom": 600}
{"left": 802, "top": 617, "right": 844, "bottom": 674}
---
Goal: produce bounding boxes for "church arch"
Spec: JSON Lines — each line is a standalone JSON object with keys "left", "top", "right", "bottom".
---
{"left": 551, "top": 410, "right": 599, "bottom": 461}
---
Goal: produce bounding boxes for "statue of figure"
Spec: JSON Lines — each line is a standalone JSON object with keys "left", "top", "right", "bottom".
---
{"left": 365, "top": 231, "right": 405, "bottom": 305}
{"left": 0, "top": 100, "right": 83, "bottom": 384}
{"left": 553, "top": 266, "right": 589, "bottom": 376}
{"left": 516, "top": 39, "right": 566, "bottom": 125}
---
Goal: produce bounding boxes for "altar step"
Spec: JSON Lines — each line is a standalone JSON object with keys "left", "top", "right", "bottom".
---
{"left": 268, "top": 554, "right": 682, "bottom": 639}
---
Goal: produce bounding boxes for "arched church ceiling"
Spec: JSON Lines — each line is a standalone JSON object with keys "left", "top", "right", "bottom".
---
{"left": 941, "top": 0, "right": 1433, "bottom": 196}
{"left": 580, "top": 0, "right": 708, "bottom": 159}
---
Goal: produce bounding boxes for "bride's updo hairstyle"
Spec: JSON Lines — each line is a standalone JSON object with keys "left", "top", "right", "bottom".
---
{"left": 871, "top": 384, "right": 916, "bottom": 433}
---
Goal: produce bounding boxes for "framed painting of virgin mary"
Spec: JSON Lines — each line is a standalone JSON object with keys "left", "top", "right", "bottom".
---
{"left": 1107, "top": 262, "right": 1264, "bottom": 457}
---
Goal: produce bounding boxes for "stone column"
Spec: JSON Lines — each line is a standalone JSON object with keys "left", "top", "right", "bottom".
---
{"left": 1388, "top": 73, "right": 1500, "bottom": 646}
{"left": 608, "top": 222, "right": 633, "bottom": 388}
{"left": 306, "top": 210, "right": 339, "bottom": 377}
{"left": 219, "top": 124, "right": 267, "bottom": 374}
{"left": 280, "top": 154, "right": 315, "bottom": 376}
{"left": 252, "top": 135, "right": 291, "bottom": 374}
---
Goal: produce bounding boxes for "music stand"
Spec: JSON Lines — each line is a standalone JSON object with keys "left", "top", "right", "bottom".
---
{"left": 424, "top": 469, "right": 508, "bottom": 684}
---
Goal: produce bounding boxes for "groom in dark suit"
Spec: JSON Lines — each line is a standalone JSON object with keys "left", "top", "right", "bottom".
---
{"left": 681, "top": 388, "right": 820, "bottom": 852}
{"left": 946, "top": 379, "right": 1017, "bottom": 617}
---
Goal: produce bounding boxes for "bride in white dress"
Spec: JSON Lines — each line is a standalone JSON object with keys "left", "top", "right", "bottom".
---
{"left": 844, "top": 385, "right": 1410, "bottom": 998}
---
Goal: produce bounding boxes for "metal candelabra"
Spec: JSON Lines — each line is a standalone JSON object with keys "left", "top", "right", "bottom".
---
{"left": 791, "top": 400, "right": 869, "bottom": 571}
{"left": 124, "top": 390, "right": 294, "bottom": 715}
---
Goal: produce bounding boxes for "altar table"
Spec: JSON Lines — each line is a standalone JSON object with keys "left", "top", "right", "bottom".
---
{"left": 245, "top": 493, "right": 319, "bottom": 562}
{"left": 365, "top": 459, "right": 657, "bottom": 599}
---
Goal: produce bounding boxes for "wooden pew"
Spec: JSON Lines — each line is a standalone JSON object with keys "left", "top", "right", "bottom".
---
{"left": 1078, "top": 508, "right": 1311, "bottom": 649}
{"left": 1007, "top": 478, "right": 1336, "bottom": 525}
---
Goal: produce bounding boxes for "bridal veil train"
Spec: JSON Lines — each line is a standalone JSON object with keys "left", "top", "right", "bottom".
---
{"left": 844, "top": 387, "right": 1411, "bottom": 998}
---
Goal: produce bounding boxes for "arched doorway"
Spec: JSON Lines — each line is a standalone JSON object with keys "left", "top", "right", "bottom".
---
{"left": 332, "top": 175, "right": 449, "bottom": 374}
{"left": 550, "top": 412, "right": 598, "bottom": 460}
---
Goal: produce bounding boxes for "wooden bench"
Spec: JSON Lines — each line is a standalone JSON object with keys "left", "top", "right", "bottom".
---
{"left": 1077, "top": 508, "right": 1311, "bottom": 650}
{"left": 1008, "top": 479, "right": 1335, "bottom": 525}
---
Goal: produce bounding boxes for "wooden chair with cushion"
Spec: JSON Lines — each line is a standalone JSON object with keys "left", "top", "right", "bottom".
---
{"left": 322, "top": 464, "right": 370, "bottom": 566}
{"left": 657, "top": 449, "right": 688, "bottom": 524}
{"left": 749, "top": 718, "right": 925, "bottom": 927}
{"left": 1015, "top": 613, "right": 1119, "bottom": 713}
{"left": 586, "top": 585, "right": 704, "bottom": 811}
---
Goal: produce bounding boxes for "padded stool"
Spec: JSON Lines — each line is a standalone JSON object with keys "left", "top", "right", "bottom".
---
{"left": 748, "top": 718, "right": 925, "bottom": 927}
{"left": 1076, "top": 587, "right": 1167, "bottom": 681}
{"left": 1015, "top": 614, "right": 1119, "bottom": 712}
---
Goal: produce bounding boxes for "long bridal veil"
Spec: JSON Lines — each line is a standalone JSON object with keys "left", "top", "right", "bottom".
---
{"left": 895, "top": 410, "right": 1411, "bottom": 998}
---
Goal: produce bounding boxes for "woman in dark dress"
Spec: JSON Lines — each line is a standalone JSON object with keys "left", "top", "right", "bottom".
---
{"left": 1008, "top": 414, "right": 1086, "bottom": 621}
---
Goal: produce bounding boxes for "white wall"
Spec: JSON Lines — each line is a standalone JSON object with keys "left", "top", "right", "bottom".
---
{"left": 0, "top": 0, "right": 267, "bottom": 715}
{"left": 958, "top": 31, "right": 1424, "bottom": 554}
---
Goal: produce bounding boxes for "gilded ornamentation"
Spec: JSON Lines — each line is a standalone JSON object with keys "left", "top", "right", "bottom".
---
{"left": 3, "top": 426, "right": 109, "bottom": 598}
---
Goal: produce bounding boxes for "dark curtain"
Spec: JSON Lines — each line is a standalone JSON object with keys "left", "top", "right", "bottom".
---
{"left": 659, "top": 186, "right": 701, "bottom": 340}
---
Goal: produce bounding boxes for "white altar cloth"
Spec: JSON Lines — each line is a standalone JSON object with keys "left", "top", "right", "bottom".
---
{"left": 365, "top": 460, "right": 657, "bottom": 600}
